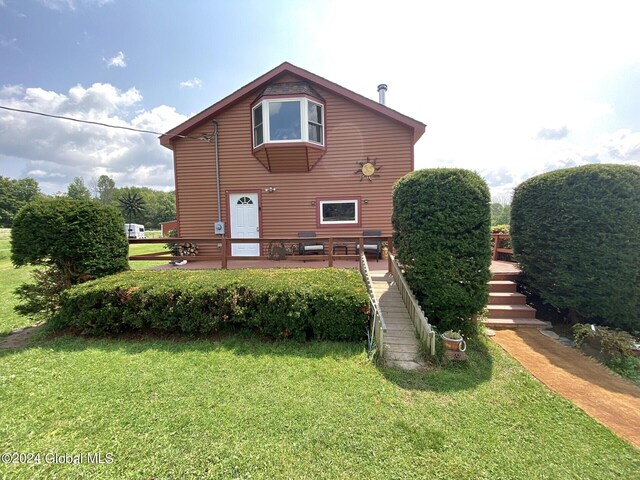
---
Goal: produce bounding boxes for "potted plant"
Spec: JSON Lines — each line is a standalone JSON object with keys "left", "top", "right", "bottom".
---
{"left": 441, "top": 330, "right": 467, "bottom": 352}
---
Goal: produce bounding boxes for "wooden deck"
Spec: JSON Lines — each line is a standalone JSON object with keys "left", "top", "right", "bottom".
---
{"left": 151, "top": 258, "right": 367, "bottom": 271}
{"left": 490, "top": 260, "right": 521, "bottom": 274}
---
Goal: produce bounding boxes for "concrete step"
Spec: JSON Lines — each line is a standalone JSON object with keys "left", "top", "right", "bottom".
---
{"left": 488, "top": 280, "right": 517, "bottom": 293}
{"left": 483, "top": 318, "right": 551, "bottom": 329}
{"left": 488, "top": 292, "right": 526, "bottom": 305}
{"left": 486, "top": 304, "right": 537, "bottom": 318}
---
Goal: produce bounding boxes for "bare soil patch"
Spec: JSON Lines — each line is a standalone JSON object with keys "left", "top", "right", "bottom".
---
{"left": 0, "top": 324, "right": 43, "bottom": 349}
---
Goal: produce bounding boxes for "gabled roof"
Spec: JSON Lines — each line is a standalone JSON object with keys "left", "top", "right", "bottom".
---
{"left": 160, "top": 62, "right": 426, "bottom": 148}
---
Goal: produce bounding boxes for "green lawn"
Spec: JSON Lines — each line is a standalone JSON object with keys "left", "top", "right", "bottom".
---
{"left": 128, "top": 241, "right": 170, "bottom": 270}
{"left": 0, "top": 335, "right": 637, "bottom": 479}
{"left": 0, "top": 228, "right": 161, "bottom": 335}
{"left": 1, "top": 228, "right": 638, "bottom": 478}
{"left": 0, "top": 229, "right": 35, "bottom": 336}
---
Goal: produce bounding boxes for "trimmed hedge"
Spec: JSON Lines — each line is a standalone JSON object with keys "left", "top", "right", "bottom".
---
{"left": 12, "top": 197, "right": 129, "bottom": 277}
{"left": 53, "top": 268, "right": 370, "bottom": 341}
{"left": 392, "top": 168, "right": 492, "bottom": 333}
{"left": 511, "top": 164, "right": 640, "bottom": 332}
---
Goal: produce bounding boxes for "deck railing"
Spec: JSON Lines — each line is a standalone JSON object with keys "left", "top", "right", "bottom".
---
{"left": 359, "top": 253, "right": 387, "bottom": 360}
{"left": 491, "top": 233, "right": 513, "bottom": 260}
{"left": 389, "top": 254, "right": 436, "bottom": 356}
{"left": 128, "top": 235, "right": 393, "bottom": 269}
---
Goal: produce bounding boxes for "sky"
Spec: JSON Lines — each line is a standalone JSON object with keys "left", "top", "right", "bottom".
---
{"left": 1, "top": 0, "right": 639, "bottom": 198}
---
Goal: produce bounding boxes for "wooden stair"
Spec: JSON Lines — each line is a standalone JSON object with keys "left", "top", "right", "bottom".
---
{"left": 485, "top": 266, "right": 550, "bottom": 329}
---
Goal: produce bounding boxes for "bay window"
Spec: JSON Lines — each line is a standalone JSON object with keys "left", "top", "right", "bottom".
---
{"left": 253, "top": 98, "right": 324, "bottom": 147}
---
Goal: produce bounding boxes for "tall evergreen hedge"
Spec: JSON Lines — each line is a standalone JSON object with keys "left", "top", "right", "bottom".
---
{"left": 511, "top": 164, "right": 640, "bottom": 332}
{"left": 392, "top": 169, "right": 492, "bottom": 333}
{"left": 12, "top": 197, "right": 129, "bottom": 278}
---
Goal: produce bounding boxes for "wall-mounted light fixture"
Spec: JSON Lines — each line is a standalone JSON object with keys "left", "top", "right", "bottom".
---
{"left": 310, "top": 200, "right": 316, "bottom": 206}
{"left": 363, "top": 199, "right": 369, "bottom": 204}
{"left": 264, "top": 186, "right": 277, "bottom": 193}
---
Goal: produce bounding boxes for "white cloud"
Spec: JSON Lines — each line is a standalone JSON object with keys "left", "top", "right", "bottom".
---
{"left": 599, "top": 129, "right": 640, "bottom": 163}
{"left": 39, "top": 0, "right": 76, "bottom": 10}
{"left": 27, "top": 169, "right": 65, "bottom": 178}
{"left": 298, "top": 0, "right": 640, "bottom": 199}
{"left": 0, "top": 36, "right": 16, "bottom": 48}
{"left": 39, "top": 0, "right": 112, "bottom": 10}
{"left": 179, "top": 77, "right": 202, "bottom": 89}
{"left": 537, "top": 126, "right": 569, "bottom": 141}
{"left": 105, "top": 51, "right": 126, "bottom": 68}
{"left": 0, "top": 82, "right": 187, "bottom": 193}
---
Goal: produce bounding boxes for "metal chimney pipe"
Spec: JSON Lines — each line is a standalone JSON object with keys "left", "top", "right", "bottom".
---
{"left": 377, "top": 84, "right": 387, "bottom": 105}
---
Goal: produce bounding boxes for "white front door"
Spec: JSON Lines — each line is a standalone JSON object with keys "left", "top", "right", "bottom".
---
{"left": 229, "top": 193, "right": 260, "bottom": 256}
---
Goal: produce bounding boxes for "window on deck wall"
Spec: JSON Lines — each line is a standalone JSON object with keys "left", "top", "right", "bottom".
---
{"left": 252, "top": 98, "right": 324, "bottom": 147}
{"left": 319, "top": 199, "right": 359, "bottom": 225}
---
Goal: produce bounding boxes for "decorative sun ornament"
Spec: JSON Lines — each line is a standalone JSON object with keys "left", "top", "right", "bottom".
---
{"left": 354, "top": 157, "right": 382, "bottom": 182}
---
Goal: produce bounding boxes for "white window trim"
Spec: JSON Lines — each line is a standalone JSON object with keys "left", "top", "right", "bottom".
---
{"left": 252, "top": 104, "right": 263, "bottom": 148}
{"left": 307, "top": 99, "right": 324, "bottom": 145}
{"left": 319, "top": 199, "right": 359, "bottom": 225}
{"left": 252, "top": 97, "right": 324, "bottom": 147}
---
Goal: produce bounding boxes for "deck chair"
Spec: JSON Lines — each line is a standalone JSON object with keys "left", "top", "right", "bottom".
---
{"left": 298, "top": 232, "right": 325, "bottom": 256}
{"left": 356, "top": 230, "right": 382, "bottom": 262}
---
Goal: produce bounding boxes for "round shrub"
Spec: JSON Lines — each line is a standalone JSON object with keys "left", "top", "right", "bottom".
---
{"left": 511, "top": 164, "right": 640, "bottom": 332}
{"left": 12, "top": 197, "right": 129, "bottom": 277}
{"left": 392, "top": 168, "right": 492, "bottom": 333}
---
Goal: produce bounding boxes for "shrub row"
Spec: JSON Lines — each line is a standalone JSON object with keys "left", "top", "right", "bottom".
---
{"left": 392, "top": 168, "right": 492, "bottom": 333}
{"left": 53, "top": 268, "right": 370, "bottom": 341}
{"left": 511, "top": 164, "right": 640, "bottom": 332}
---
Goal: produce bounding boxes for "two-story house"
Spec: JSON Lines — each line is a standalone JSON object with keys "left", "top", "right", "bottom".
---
{"left": 160, "top": 62, "right": 425, "bottom": 259}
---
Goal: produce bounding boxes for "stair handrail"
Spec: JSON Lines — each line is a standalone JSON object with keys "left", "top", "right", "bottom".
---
{"left": 359, "top": 253, "right": 387, "bottom": 359}
{"left": 389, "top": 254, "right": 436, "bottom": 356}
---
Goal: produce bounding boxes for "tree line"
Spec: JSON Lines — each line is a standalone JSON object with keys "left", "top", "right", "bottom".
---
{"left": 0, "top": 175, "right": 175, "bottom": 229}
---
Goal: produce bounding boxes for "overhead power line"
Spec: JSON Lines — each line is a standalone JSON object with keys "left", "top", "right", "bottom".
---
{"left": 0, "top": 105, "right": 211, "bottom": 142}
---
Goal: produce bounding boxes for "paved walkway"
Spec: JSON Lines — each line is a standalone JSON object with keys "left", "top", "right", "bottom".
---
{"left": 492, "top": 329, "right": 640, "bottom": 449}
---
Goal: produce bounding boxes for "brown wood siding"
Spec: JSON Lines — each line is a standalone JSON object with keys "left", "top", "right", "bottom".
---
{"left": 173, "top": 79, "right": 414, "bottom": 258}
{"left": 160, "top": 220, "right": 178, "bottom": 236}
{"left": 265, "top": 145, "right": 308, "bottom": 173}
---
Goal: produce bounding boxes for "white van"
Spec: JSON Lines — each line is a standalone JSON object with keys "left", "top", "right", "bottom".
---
{"left": 125, "top": 223, "right": 146, "bottom": 239}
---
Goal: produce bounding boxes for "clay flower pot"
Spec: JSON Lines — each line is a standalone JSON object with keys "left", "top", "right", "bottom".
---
{"left": 441, "top": 332, "right": 467, "bottom": 352}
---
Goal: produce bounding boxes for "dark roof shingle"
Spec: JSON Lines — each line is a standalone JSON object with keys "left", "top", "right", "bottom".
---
{"left": 260, "top": 81, "right": 324, "bottom": 101}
